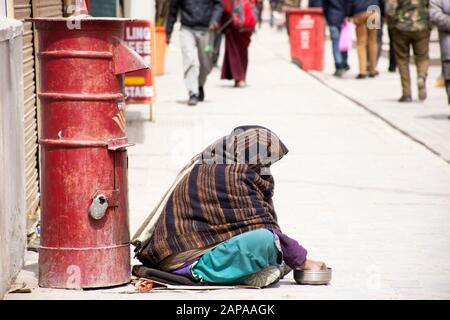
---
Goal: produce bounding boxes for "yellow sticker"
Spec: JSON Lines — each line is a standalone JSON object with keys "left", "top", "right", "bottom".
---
{"left": 124, "top": 76, "right": 146, "bottom": 86}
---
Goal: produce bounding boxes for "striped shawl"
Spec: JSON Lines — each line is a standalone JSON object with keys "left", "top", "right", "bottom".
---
{"left": 137, "top": 126, "right": 289, "bottom": 268}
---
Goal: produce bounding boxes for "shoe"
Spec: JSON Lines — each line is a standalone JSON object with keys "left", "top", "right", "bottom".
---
{"left": 235, "top": 80, "right": 246, "bottom": 88}
{"left": 198, "top": 86, "right": 205, "bottom": 102}
{"left": 436, "top": 77, "right": 445, "bottom": 88}
{"left": 333, "top": 69, "right": 345, "bottom": 78}
{"left": 356, "top": 74, "right": 368, "bottom": 79}
{"left": 241, "top": 266, "right": 282, "bottom": 288}
{"left": 279, "top": 262, "right": 292, "bottom": 279}
{"left": 344, "top": 64, "right": 350, "bottom": 71}
{"left": 388, "top": 66, "right": 396, "bottom": 73}
{"left": 398, "top": 95, "right": 412, "bottom": 102}
{"left": 188, "top": 94, "right": 199, "bottom": 106}
{"left": 417, "top": 76, "right": 427, "bottom": 101}
{"left": 369, "top": 71, "right": 379, "bottom": 78}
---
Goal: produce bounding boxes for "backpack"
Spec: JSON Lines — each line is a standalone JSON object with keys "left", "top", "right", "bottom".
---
{"left": 230, "top": 0, "right": 258, "bottom": 31}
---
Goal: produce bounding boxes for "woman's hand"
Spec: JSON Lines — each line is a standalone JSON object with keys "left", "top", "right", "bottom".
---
{"left": 298, "top": 259, "right": 327, "bottom": 271}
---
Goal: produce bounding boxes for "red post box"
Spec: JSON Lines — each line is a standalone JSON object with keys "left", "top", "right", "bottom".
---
{"left": 32, "top": 17, "right": 148, "bottom": 289}
{"left": 285, "top": 8, "right": 325, "bottom": 71}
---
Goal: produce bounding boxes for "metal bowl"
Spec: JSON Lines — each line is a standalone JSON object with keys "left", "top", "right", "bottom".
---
{"left": 294, "top": 268, "right": 332, "bottom": 285}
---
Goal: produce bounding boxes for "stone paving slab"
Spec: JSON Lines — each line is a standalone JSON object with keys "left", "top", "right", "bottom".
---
{"left": 312, "top": 29, "right": 450, "bottom": 164}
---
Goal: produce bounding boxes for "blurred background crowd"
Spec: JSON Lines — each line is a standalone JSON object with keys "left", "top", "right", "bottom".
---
{"left": 153, "top": 0, "right": 449, "bottom": 113}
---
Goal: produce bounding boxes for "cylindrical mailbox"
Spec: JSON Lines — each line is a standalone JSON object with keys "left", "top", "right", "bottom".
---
{"left": 285, "top": 8, "right": 325, "bottom": 71}
{"left": 32, "top": 17, "right": 148, "bottom": 289}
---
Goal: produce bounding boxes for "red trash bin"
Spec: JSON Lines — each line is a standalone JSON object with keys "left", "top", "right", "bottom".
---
{"left": 285, "top": 8, "right": 325, "bottom": 71}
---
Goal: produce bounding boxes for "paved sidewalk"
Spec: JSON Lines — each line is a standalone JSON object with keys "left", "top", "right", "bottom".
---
{"left": 5, "top": 24, "right": 450, "bottom": 300}
{"left": 312, "top": 28, "right": 450, "bottom": 164}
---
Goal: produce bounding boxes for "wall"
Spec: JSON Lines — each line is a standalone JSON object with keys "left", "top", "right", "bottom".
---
{"left": 123, "top": 0, "right": 155, "bottom": 21}
{"left": 0, "top": 0, "right": 6, "bottom": 16}
{"left": 89, "top": 0, "right": 118, "bottom": 17}
{"left": 0, "top": 17, "right": 26, "bottom": 299}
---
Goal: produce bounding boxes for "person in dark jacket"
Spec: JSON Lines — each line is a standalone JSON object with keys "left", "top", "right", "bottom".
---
{"left": 166, "top": 0, "right": 223, "bottom": 106}
{"left": 349, "top": 0, "right": 381, "bottom": 79}
{"left": 430, "top": 0, "right": 450, "bottom": 113}
{"left": 323, "top": 0, "right": 350, "bottom": 77}
{"left": 309, "top": 0, "right": 323, "bottom": 6}
{"left": 378, "top": 0, "right": 397, "bottom": 71}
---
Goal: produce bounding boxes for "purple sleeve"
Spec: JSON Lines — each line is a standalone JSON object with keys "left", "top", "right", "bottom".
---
{"left": 273, "top": 229, "right": 308, "bottom": 269}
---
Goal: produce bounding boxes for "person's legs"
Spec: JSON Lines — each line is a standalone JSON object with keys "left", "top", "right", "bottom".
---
{"left": 441, "top": 33, "right": 450, "bottom": 107}
{"left": 180, "top": 27, "right": 200, "bottom": 97}
{"left": 195, "top": 29, "right": 213, "bottom": 89}
{"left": 367, "top": 21, "right": 379, "bottom": 74}
{"left": 388, "top": 27, "right": 397, "bottom": 71}
{"left": 221, "top": 29, "right": 250, "bottom": 84}
{"left": 329, "top": 25, "right": 344, "bottom": 74}
{"left": 376, "top": 19, "right": 383, "bottom": 62}
{"left": 411, "top": 30, "right": 430, "bottom": 101}
{"left": 354, "top": 12, "right": 369, "bottom": 76}
{"left": 393, "top": 29, "right": 412, "bottom": 99}
{"left": 212, "top": 30, "right": 222, "bottom": 67}
{"left": 191, "top": 229, "right": 281, "bottom": 285}
{"left": 270, "top": 2, "right": 275, "bottom": 27}
{"left": 443, "top": 59, "right": 450, "bottom": 105}
{"left": 237, "top": 31, "right": 251, "bottom": 83}
{"left": 342, "top": 50, "right": 349, "bottom": 70}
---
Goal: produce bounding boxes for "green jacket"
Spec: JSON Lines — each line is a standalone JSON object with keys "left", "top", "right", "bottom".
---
{"left": 386, "top": 0, "right": 431, "bottom": 31}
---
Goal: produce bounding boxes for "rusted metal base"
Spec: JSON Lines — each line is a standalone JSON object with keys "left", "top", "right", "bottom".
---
{"left": 39, "top": 245, "right": 130, "bottom": 289}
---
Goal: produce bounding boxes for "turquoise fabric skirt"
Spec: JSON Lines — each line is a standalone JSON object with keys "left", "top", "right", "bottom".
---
{"left": 191, "top": 229, "right": 281, "bottom": 285}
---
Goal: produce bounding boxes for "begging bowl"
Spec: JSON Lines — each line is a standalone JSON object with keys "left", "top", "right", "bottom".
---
{"left": 294, "top": 268, "right": 332, "bottom": 285}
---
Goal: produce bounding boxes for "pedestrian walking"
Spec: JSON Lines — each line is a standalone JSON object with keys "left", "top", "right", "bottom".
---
{"left": 221, "top": 0, "right": 257, "bottom": 88}
{"left": 376, "top": 0, "right": 385, "bottom": 62}
{"left": 386, "top": 0, "right": 431, "bottom": 102}
{"left": 309, "top": 0, "right": 323, "bottom": 6}
{"left": 256, "top": 0, "right": 264, "bottom": 28}
{"left": 211, "top": 29, "right": 223, "bottom": 67}
{"left": 349, "top": 0, "right": 381, "bottom": 79}
{"left": 323, "top": 0, "right": 351, "bottom": 77}
{"left": 269, "top": 0, "right": 281, "bottom": 27}
{"left": 430, "top": 0, "right": 450, "bottom": 113}
{"left": 379, "top": 0, "right": 397, "bottom": 72}
{"left": 387, "top": 24, "right": 398, "bottom": 72}
{"left": 166, "top": 0, "right": 223, "bottom": 106}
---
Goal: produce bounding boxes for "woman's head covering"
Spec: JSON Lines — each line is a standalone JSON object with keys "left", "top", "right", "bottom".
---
{"left": 201, "top": 125, "right": 289, "bottom": 173}
{"left": 137, "top": 126, "right": 289, "bottom": 268}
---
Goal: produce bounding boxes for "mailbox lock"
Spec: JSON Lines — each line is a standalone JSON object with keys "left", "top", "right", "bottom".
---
{"left": 89, "top": 194, "right": 109, "bottom": 220}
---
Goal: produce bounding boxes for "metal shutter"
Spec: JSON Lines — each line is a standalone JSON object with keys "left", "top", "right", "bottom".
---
{"left": 13, "top": 0, "right": 39, "bottom": 232}
{"left": 13, "top": 0, "right": 64, "bottom": 233}
{"left": 34, "top": 0, "right": 63, "bottom": 18}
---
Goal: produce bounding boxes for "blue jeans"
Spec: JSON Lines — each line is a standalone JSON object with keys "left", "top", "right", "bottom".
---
{"left": 330, "top": 25, "right": 349, "bottom": 71}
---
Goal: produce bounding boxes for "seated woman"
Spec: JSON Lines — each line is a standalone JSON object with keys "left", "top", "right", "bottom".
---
{"left": 133, "top": 126, "right": 326, "bottom": 287}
